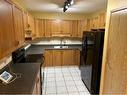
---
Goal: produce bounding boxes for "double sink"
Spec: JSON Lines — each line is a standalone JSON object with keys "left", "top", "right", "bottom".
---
{"left": 53, "top": 45, "right": 69, "bottom": 49}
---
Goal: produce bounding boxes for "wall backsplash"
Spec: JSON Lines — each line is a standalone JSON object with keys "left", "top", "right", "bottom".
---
{"left": 0, "top": 55, "right": 12, "bottom": 70}
{"left": 33, "top": 38, "right": 82, "bottom": 45}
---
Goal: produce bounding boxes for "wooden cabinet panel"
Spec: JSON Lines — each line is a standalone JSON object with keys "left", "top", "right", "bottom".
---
{"left": 34, "top": 19, "right": 89, "bottom": 38}
{"left": 35, "top": 19, "right": 39, "bottom": 38}
{"left": 103, "top": 9, "right": 127, "bottom": 94}
{"left": 61, "top": 20, "right": 72, "bottom": 36}
{"left": 0, "top": 0, "right": 15, "bottom": 59}
{"left": 44, "top": 50, "right": 53, "bottom": 67}
{"left": 39, "top": 19, "right": 45, "bottom": 37}
{"left": 45, "top": 19, "right": 52, "bottom": 37}
{"left": 51, "top": 20, "right": 61, "bottom": 36}
{"left": 13, "top": 5, "right": 24, "bottom": 47}
{"left": 88, "top": 12, "right": 106, "bottom": 30}
{"left": 78, "top": 20, "right": 87, "bottom": 38}
{"left": 86, "top": 19, "right": 91, "bottom": 31}
{"left": 74, "top": 50, "right": 80, "bottom": 66}
{"left": 35, "top": 19, "right": 45, "bottom": 38}
{"left": 93, "top": 16, "right": 99, "bottom": 29}
{"left": 72, "top": 20, "right": 78, "bottom": 37}
{"left": 28, "top": 14, "right": 35, "bottom": 38}
{"left": 99, "top": 13, "right": 106, "bottom": 29}
{"left": 23, "top": 11, "right": 28, "bottom": 31}
{"left": 44, "top": 49, "right": 80, "bottom": 67}
{"left": 52, "top": 50, "right": 62, "bottom": 66}
{"left": 62, "top": 50, "right": 74, "bottom": 66}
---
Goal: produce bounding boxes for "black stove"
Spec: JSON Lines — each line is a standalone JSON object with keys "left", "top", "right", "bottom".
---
{"left": 12, "top": 48, "right": 44, "bottom": 65}
{"left": 12, "top": 47, "right": 45, "bottom": 95}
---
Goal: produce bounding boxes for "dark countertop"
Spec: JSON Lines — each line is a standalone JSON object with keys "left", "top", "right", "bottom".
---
{"left": 0, "top": 63, "right": 40, "bottom": 94}
{"left": 26, "top": 44, "right": 82, "bottom": 55}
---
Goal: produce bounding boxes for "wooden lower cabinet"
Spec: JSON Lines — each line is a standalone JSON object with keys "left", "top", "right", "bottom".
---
{"left": 44, "top": 50, "right": 53, "bottom": 67}
{"left": 62, "top": 50, "right": 74, "bottom": 66}
{"left": 52, "top": 50, "right": 62, "bottom": 66}
{"left": 44, "top": 49, "right": 80, "bottom": 67}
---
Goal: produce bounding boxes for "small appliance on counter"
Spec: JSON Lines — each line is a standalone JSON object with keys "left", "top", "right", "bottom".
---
{"left": 80, "top": 30, "right": 105, "bottom": 94}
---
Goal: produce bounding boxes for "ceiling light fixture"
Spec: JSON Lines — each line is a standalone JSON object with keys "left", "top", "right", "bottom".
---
{"left": 63, "top": 0, "right": 74, "bottom": 12}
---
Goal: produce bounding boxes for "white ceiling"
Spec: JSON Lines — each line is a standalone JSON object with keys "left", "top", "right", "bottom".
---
{"left": 21, "top": 0, "right": 107, "bottom": 13}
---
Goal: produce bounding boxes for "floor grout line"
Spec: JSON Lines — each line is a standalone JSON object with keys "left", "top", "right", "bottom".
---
{"left": 62, "top": 67, "right": 69, "bottom": 95}
{"left": 43, "top": 66, "right": 90, "bottom": 95}
{"left": 68, "top": 66, "right": 81, "bottom": 95}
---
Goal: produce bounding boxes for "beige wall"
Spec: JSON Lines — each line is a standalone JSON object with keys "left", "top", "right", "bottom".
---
{"left": 88, "top": 10, "right": 106, "bottom": 18}
{"left": 29, "top": 11, "right": 89, "bottom": 20}
{"left": 100, "top": 0, "right": 127, "bottom": 94}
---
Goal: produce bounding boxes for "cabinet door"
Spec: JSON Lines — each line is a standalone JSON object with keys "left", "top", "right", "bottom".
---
{"left": 35, "top": 19, "right": 45, "bottom": 38}
{"left": 62, "top": 50, "right": 74, "bottom": 66}
{"left": 0, "top": 0, "right": 15, "bottom": 59}
{"left": 23, "top": 11, "right": 28, "bottom": 31}
{"left": 28, "top": 14, "right": 35, "bottom": 38}
{"left": 51, "top": 20, "right": 61, "bottom": 36}
{"left": 34, "top": 19, "right": 39, "bottom": 38}
{"left": 99, "top": 13, "right": 106, "bottom": 29}
{"left": 103, "top": 9, "right": 127, "bottom": 94}
{"left": 39, "top": 19, "right": 45, "bottom": 37}
{"left": 44, "top": 50, "right": 53, "bottom": 67}
{"left": 61, "top": 20, "right": 72, "bottom": 36}
{"left": 89, "top": 18, "right": 94, "bottom": 30}
{"left": 13, "top": 5, "right": 24, "bottom": 47}
{"left": 45, "top": 19, "right": 52, "bottom": 37}
{"left": 74, "top": 50, "right": 80, "bottom": 66}
{"left": 78, "top": 20, "right": 87, "bottom": 38}
{"left": 86, "top": 19, "right": 91, "bottom": 31}
{"left": 93, "top": 16, "right": 99, "bottom": 29}
{"left": 52, "top": 50, "right": 62, "bottom": 66}
{"left": 72, "top": 20, "right": 78, "bottom": 37}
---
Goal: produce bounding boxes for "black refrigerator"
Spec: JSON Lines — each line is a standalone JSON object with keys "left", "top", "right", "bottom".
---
{"left": 80, "top": 31, "right": 104, "bottom": 94}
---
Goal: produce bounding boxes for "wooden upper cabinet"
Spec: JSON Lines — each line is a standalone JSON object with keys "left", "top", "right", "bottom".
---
{"left": 23, "top": 11, "right": 28, "bottom": 31}
{"left": 34, "top": 19, "right": 90, "bottom": 38}
{"left": 28, "top": 14, "right": 35, "bottom": 38}
{"left": 86, "top": 19, "right": 91, "bottom": 31}
{"left": 13, "top": 5, "right": 24, "bottom": 47}
{"left": 51, "top": 20, "right": 61, "bottom": 36}
{"left": 72, "top": 20, "right": 78, "bottom": 37}
{"left": 78, "top": 20, "right": 87, "bottom": 38}
{"left": 45, "top": 19, "right": 52, "bottom": 37}
{"left": 88, "top": 12, "right": 106, "bottom": 30}
{"left": 0, "top": 0, "right": 15, "bottom": 59}
{"left": 93, "top": 16, "right": 99, "bottom": 29}
{"left": 61, "top": 20, "right": 72, "bottom": 36}
{"left": 99, "top": 13, "right": 106, "bottom": 29}
{"left": 36, "top": 19, "right": 45, "bottom": 37}
{"left": 34, "top": 19, "right": 39, "bottom": 38}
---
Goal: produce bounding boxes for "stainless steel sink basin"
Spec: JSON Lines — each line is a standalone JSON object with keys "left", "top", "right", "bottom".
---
{"left": 53, "top": 46, "right": 69, "bottom": 49}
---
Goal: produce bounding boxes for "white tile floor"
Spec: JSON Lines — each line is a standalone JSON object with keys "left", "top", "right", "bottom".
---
{"left": 42, "top": 66, "right": 90, "bottom": 95}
